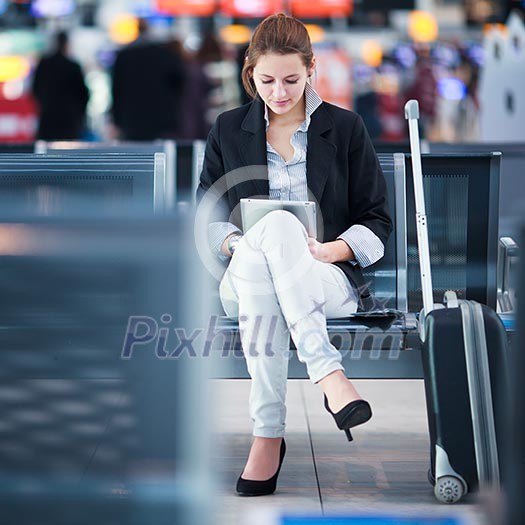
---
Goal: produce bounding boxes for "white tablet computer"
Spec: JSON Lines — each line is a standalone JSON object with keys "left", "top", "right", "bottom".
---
{"left": 240, "top": 198, "right": 317, "bottom": 238}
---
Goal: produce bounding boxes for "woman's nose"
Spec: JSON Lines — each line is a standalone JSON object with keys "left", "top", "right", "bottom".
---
{"left": 272, "top": 82, "right": 286, "bottom": 98}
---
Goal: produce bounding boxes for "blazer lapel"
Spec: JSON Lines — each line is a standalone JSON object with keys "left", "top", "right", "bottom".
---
{"left": 239, "top": 97, "right": 269, "bottom": 198}
{"left": 307, "top": 104, "right": 337, "bottom": 204}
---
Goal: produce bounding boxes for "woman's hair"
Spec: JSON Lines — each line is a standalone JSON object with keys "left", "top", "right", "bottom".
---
{"left": 241, "top": 13, "right": 314, "bottom": 100}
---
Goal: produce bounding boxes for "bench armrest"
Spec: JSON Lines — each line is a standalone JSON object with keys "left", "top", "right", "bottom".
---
{"left": 498, "top": 236, "right": 519, "bottom": 312}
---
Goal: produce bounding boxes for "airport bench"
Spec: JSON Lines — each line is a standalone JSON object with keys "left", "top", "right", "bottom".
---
{"left": 0, "top": 152, "right": 166, "bottom": 215}
{"left": 34, "top": 140, "right": 176, "bottom": 210}
{"left": 0, "top": 146, "right": 512, "bottom": 379}
{"left": 209, "top": 152, "right": 505, "bottom": 379}
{"left": 428, "top": 142, "right": 525, "bottom": 239}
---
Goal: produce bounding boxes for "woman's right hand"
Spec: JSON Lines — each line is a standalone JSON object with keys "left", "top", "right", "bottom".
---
{"left": 222, "top": 233, "right": 242, "bottom": 257}
{"left": 221, "top": 235, "right": 234, "bottom": 257}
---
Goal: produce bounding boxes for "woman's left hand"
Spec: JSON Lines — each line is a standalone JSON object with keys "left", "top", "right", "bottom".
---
{"left": 307, "top": 238, "right": 354, "bottom": 264}
{"left": 308, "top": 238, "right": 331, "bottom": 263}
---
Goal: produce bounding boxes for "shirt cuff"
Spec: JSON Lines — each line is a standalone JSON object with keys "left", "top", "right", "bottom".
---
{"left": 337, "top": 224, "right": 385, "bottom": 268}
{"left": 209, "top": 222, "right": 242, "bottom": 259}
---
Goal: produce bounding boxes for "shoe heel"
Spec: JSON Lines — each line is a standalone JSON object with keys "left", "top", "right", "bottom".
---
{"left": 344, "top": 428, "right": 353, "bottom": 442}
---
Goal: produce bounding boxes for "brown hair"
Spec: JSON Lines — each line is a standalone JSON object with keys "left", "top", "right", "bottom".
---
{"left": 241, "top": 13, "right": 314, "bottom": 100}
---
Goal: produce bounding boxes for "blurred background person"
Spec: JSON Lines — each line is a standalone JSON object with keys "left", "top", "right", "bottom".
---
{"left": 375, "top": 62, "right": 405, "bottom": 142}
{"left": 170, "top": 37, "right": 212, "bottom": 140}
{"left": 403, "top": 44, "right": 438, "bottom": 139}
{"left": 455, "top": 52, "right": 481, "bottom": 141}
{"left": 197, "top": 32, "right": 240, "bottom": 130}
{"left": 111, "top": 18, "right": 186, "bottom": 141}
{"left": 354, "top": 69, "right": 383, "bottom": 142}
{"left": 31, "top": 31, "right": 89, "bottom": 141}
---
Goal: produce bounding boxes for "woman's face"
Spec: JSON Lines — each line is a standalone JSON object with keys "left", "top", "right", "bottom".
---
{"left": 252, "top": 52, "right": 314, "bottom": 117}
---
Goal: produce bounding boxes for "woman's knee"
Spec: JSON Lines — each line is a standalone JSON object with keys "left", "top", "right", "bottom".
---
{"left": 259, "top": 210, "right": 307, "bottom": 241}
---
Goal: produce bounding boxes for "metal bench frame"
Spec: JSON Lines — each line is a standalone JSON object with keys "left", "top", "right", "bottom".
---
{"left": 209, "top": 152, "right": 504, "bottom": 380}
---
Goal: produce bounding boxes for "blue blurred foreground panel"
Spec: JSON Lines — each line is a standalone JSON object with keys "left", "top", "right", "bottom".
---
{"left": 0, "top": 209, "right": 212, "bottom": 524}
{"left": 281, "top": 516, "right": 466, "bottom": 525}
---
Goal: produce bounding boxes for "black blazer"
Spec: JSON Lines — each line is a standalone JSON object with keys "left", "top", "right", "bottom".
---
{"left": 197, "top": 96, "right": 393, "bottom": 308}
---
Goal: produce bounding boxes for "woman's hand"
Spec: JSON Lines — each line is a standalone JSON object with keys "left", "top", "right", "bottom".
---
{"left": 222, "top": 233, "right": 242, "bottom": 257}
{"left": 307, "top": 238, "right": 355, "bottom": 264}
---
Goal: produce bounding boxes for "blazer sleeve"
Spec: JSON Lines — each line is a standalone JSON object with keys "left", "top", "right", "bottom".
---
{"left": 197, "top": 115, "right": 234, "bottom": 221}
{"left": 347, "top": 114, "right": 393, "bottom": 247}
{"left": 196, "top": 116, "right": 240, "bottom": 255}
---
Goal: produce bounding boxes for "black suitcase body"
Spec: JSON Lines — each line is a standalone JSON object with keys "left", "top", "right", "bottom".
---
{"left": 422, "top": 300, "right": 509, "bottom": 502}
{"left": 404, "top": 99, "right": 510, "bottom": 503}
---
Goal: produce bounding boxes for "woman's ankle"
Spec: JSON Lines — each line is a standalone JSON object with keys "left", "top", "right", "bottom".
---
{"left": 319, "top": 371, "right": 362, "bottom": 412}
{"left": 242, "top": 437, "right": 283, "bottom": 480}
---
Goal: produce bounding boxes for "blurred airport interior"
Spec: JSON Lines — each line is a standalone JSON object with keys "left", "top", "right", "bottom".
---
{"left": 0, "top": 0, "right": 524, "bottom": 145}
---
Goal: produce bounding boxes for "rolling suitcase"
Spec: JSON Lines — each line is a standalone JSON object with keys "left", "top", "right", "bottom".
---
{"left": 404, "top": 100, "right": 510, "bottom": 503}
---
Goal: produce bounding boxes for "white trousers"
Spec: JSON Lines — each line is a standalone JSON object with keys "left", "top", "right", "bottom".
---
{"left": 219, "top": 211, "right": 358, "bottom": 437}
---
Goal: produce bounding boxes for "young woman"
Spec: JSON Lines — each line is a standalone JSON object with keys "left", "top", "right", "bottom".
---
{"left": 197, "top": 13, "right": 392, "bottom": 496}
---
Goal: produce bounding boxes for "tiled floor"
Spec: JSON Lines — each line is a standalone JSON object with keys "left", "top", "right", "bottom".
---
{"left": 212, "top": 380, "right": 490, "bottom": 525}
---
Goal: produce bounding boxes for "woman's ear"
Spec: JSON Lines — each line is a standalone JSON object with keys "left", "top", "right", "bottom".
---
{"left": 308, "top": 56, "right": 316, "bottom": 77}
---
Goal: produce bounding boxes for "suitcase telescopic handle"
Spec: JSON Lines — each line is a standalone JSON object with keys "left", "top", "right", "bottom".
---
{"left": 404, "top": 99, "right": 435, "bottom": 317}
{"left": 404, "top": 100, "right": 420, "bottom": 120}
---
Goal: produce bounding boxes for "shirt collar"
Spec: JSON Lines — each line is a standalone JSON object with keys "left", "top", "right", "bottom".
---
{"left": 263, "top": 82, "right": 323, "bottom": 131}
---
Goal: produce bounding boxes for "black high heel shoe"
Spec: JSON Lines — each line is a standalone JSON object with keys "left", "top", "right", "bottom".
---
{"left": 324, "top": 395, "right": 372, "bottom": 442}
{"left": 236, "top": 439, "right": 286, "bottom": 497}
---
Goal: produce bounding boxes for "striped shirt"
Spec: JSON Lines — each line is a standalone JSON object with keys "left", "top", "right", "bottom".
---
{"left": 209, "top": 83, "right": 384, "bottom": 267}
{"left": 264, "top": 82, "right": 320, "bottom": 201}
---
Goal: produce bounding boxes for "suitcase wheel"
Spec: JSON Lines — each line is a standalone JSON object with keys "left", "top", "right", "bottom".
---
{"left": 434, "top": 476, "right": 465, "bottom": 504}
